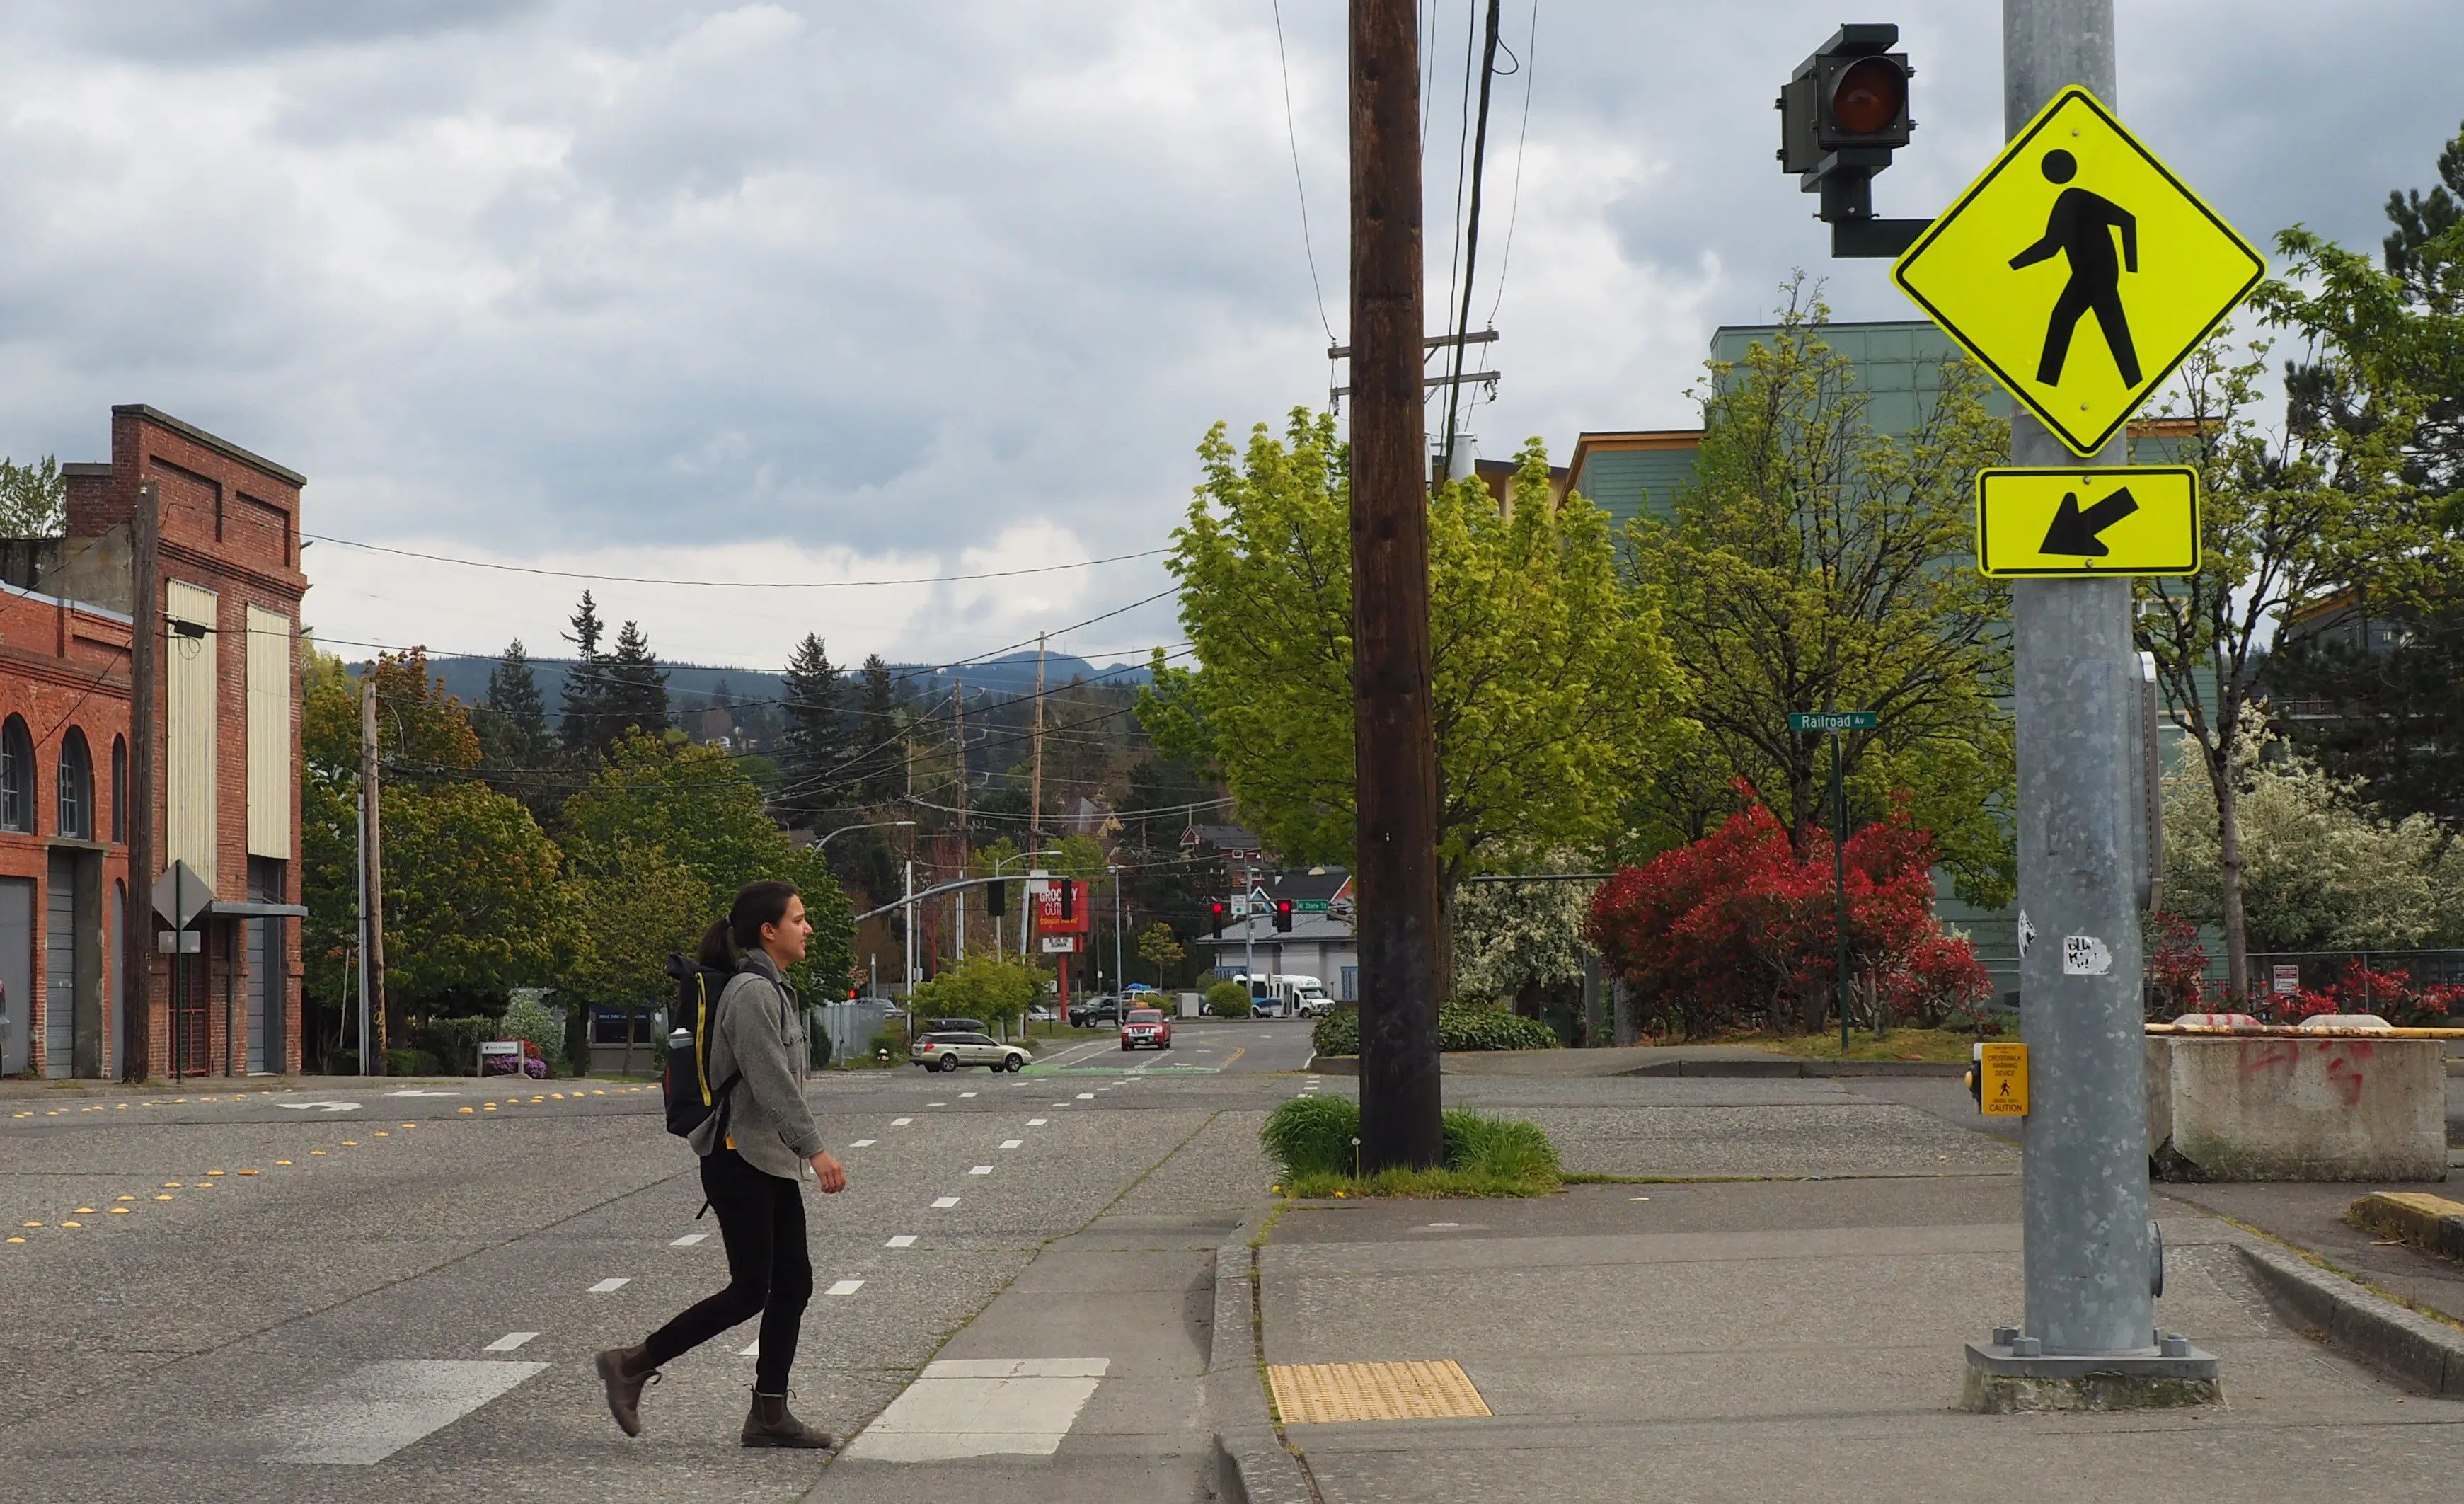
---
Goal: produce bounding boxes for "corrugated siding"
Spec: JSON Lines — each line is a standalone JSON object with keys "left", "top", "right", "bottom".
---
{"left": 164, "top": 580, "right": 219, "bottom": 888}
{"left": 246, "top": 604, "right": 292, "bottom": 859}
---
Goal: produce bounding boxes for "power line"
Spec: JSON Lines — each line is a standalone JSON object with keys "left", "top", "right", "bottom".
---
{"left": 1484, "top": 0, "right": 1538, "bottom": 327}
{"left": 303, "top": 532, "right": 1168, "bottom": 589}
{"left": 1270, "top": 0, "right": 1337, "bottom": 343}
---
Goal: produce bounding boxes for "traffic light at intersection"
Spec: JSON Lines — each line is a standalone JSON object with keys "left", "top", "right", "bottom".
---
{"left": 1273, "top": 899, "right": 1294, "bottom": 933}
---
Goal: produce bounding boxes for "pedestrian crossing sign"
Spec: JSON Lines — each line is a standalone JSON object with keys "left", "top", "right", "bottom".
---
{"left": 1892, "top": 86, "right": 2264, "bottom": 458}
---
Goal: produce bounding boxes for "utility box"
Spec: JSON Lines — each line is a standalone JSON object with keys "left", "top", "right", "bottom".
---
{"left": 2147, "top": 1021, "right": 2449, "bottom": 1182}
{"left": 1176, "top": 991, "right": 1202, "bottom": 1019}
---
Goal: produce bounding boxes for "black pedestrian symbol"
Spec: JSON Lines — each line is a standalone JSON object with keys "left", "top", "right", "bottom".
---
{"left": 2008, "top": 149, "right": 2141, "bottom": 387}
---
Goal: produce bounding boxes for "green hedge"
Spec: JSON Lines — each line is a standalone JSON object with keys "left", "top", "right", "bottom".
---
{"left": 1309, "top": 1003, "right": 1560, "bottom": 1058}
{"left": 387, "top": 1047, "right": 442, "bottom": 1077}
{"left": 1205, "top": 981, "right": 1254, "bottom": 1018}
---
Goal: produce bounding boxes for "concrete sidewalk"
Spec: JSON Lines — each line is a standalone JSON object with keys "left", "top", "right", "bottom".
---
{"left": 1235, "top": 1178, "right": 2464, "bottom": 1503}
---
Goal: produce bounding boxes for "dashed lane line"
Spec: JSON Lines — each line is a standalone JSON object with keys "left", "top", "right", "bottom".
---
{"left": 587, "top": 1278, "right": 631, "bottom": 1294}
{"left": 484, "top": 1332, "right": 539, "bottom": 1353}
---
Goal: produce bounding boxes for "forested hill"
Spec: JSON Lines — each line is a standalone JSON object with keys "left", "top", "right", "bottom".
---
{"left": 413, "top": 648, "right": 1151, "bottom": 712}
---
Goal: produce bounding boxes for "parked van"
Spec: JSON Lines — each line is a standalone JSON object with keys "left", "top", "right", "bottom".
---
{"left": 1245, "top": 975, "right": 1332, "bottom": 1018}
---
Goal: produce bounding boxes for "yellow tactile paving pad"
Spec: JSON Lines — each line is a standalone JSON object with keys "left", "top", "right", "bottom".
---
{"left": 1267, "top": 1360, "right": 1492, "bottom": 1423}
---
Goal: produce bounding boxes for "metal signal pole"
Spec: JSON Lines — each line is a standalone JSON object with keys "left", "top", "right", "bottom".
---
{"left": 1349, "top": 0, "right": 1445, "bottom": 1171}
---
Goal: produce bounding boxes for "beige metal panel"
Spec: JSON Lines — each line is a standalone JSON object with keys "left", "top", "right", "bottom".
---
{"left": 163, "top": 580, "right": 219, "bottom": 888}
{"left": 245, "top": 604, "right": 292, "bottom": 859}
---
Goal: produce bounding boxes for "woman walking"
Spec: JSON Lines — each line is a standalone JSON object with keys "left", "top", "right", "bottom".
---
{"left": 594, "top": 880, "right": 848, "bottom": 1447}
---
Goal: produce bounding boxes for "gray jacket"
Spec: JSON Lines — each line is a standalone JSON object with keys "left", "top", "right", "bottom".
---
{"left": 685, "top": 951, "right": 825, "bottom": 1181}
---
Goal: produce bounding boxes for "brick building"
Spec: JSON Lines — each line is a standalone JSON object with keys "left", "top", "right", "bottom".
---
{"left": 0, "top": 406, "right": 306, "bottom": 1079}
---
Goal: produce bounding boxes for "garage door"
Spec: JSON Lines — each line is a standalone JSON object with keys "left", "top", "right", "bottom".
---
{"left": 45, "top": 851, "right": 76, "bottom": 1078}
{"left": 0, "top": 878, "right": 30, "bottom": 1074}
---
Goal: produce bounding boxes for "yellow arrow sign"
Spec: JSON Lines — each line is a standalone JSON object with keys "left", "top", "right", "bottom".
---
{"left": 1975, "top": 466, "right": 2199, "bottom": 578}
{"left": 1894, "top": 87, "right": 2263, "bottom": 457}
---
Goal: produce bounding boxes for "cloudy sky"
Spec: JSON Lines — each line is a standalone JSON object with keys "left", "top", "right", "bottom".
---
{"left": 0, "top": 1, "right": 2454, "bottom": 673}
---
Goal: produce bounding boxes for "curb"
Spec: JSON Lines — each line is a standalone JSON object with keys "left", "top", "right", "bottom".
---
{"left": 2233, "top": 1238, "right": 2464, "bottom": 1396}
{"left": 1207, "top": 1227, "right": 1318, "bottom": 1504}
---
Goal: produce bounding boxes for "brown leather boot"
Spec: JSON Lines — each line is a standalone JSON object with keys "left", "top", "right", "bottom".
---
{"left": 741, "top": 1391, "right": 837, "bottom": 1450}
{"left": 593, "top": 1345, "right": 659, "bottom": 1437}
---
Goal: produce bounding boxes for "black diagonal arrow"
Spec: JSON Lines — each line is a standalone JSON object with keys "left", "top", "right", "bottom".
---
{"left": 2039, "top": 487, "right": 2139, "bottom": 556}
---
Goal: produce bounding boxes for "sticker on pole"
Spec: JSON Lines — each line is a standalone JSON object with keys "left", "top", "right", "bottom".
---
{"left": 1975, "top": 466, "right": 2200, "bottom": 578}
{"left": 2061, "top": 934, "right": 2113, "bottom": 976}
{"left": 1892, "top": 86, "right": 2264, "bottom": 457}
{"left": 1978, "top": 1043, "right": 2029, "bottom": 1117}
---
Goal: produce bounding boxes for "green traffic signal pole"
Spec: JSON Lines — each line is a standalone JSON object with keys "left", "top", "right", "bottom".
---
{"left": 1833, "top": 730, "right": 1850, "bottom": 1055}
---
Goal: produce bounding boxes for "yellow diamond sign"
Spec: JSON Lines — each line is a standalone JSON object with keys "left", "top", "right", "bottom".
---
{"left": 1975, "top": 466, "right": 2199, "bottom": 578}
{"left": 1893, "top": 86, "right": 2263, "bottom": 457}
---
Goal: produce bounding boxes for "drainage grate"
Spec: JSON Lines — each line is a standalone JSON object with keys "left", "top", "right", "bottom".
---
{"left": 1267, "top": 1360, "right": 1492, "bottom": 1423}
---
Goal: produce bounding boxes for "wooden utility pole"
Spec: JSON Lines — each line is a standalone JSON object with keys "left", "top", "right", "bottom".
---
{"left": 954, "top": 680, "right": 967, "bottom": 957}
{"left": 360, "top": 678, "right": 387, "bottom": 1072}
{"left": 1028, "top": 634, "right": 1047, "bottom": 852}
{"left": 124, "top": 481, "right": 159, "bottom": 1082}
{"left": 1349, "top": 0, "right": 1445, "bottom": 1170}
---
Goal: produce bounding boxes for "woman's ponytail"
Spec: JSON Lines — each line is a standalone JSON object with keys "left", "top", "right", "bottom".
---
{"left": 696, "top": 917, "right": 736, "bottom": 970}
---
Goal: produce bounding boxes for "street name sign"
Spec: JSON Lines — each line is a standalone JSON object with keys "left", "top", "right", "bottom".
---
{"left": 1892, "top": 86, "right": 2263, "bottom": 457}
{"left": 1974, "top": 466, "right": 2199, "bottom": 577}
{"left": 1787, "top": 711, "right": 1877, "bottom": 733}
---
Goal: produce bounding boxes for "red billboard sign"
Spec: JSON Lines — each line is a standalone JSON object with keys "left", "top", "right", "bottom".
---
{"left": 1034, "top": 878, "right": 1089, "bottom": 934}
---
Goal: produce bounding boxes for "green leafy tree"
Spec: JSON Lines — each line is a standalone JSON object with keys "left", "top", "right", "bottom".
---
{"left": 1142, "top": 417, "right": 1684, "bottom": 912}
{"left": 299, "top": 645, "right": 365, "bottom": 1047}
{"left": 909, "top": 953, "right": 1044, "bottom": 1035}
{"left": 560, "top": 733, "right": 855, "bottom": 993}
{"left": 1136, "top": 921, "right": 1185, "bottom": 987}
{"left": 0, "top": 455, "right": 66, "bottom": 536}
{"left": 2134, "top": 330, "right": 2417, "bottom": 1000}
{"left": 1625, "top": 283, "right": 2015, "bottom": 906}
{"left": 379, "top": 781, "right": 575, "bottom": 1011}
{"left": 2163, "top": 725, "right": 2464, "bottom": 953}
{"left": 562, "top": 842, "right": 708, "bottom": 1076}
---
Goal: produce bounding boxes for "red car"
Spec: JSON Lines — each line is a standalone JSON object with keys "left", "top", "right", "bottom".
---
{"left": 1119, "top": 1008, "right": 1173, "bottom": 1051}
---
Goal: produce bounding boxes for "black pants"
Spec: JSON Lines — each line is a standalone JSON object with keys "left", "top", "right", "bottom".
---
{"left": 641, "top": 1147, "right": 812, "bottom": 1393}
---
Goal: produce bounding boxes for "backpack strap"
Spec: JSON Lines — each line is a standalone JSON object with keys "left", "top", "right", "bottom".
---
{"left": 700, "top": 971, "right": 743, "bottom": 1137}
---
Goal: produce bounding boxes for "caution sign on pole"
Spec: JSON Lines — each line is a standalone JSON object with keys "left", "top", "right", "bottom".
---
{"left": 1892, "top": 86, "right": 2263, "bottom": 457}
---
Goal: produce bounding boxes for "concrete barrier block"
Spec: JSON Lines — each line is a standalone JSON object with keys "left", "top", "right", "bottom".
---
{"left": 2148, "top": 1035, "right": 2448, "bottom": 1182}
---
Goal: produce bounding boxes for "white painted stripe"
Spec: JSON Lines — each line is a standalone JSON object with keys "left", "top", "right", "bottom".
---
{"left": 275, "top": 1360, "right": 547, "bottom": 1465}
{"left": 842, "top": 1356, "right": 1108, "bottom": 1462}
{"left": 892, "top": 1117, "right": 914, "bottom": 1125}
{"left": 825, "top": 1279, "right": 865, "bottom": 1297}
{"left": 483, "top": 1332, "right": 539, "bottom": 1353}
{"left": 927, "top": 1101, "right": 947, "bottom": 1107}
{"left": 886, "top": 1234, "right": 917, "bottom": 1248}
{"left": 1000, "top": 1140, "right": 1023, "bottom": 1149}
{"left": 587, "top": 1278, "right": 630, "bottom": 1293}
{"left": 1027, "top": 1118, "right": 1048, "bottom": 1126}
{"left": 849, "top": 1138, "right": 877, "bottom": 1147}
{"left": 1076, "top": 1093, "right": 1095, "bottom": 1100}
{"left": 969, "top": 1165, "right": 994, "bottom": 1176}
{"left": 960, "top": 1091, "right": 978, "bottom": 1098}
{"left": 933, "top": 1196, "right": 960, "bottom": 1209}
{"left": 670, "top": 1232, "right": 709, "bottom": 1246}
{"left": 740, "top": 1340, "right": 760, "bottom": 1356}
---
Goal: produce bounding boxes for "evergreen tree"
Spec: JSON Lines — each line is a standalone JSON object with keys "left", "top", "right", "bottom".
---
{"left": 602, "top": 620, "right": 671, "bottom": 742}
{"left": 778, "top": 633, "right": 848, "bottom": 825}
{"left": 857, "top": 653, "right": 902, "bottom": 801}
{"left": 480, "top": 640, "right": 550, "bottom": 762}
{"left": 559, "top": 592, "right": 609, "bottom": 754}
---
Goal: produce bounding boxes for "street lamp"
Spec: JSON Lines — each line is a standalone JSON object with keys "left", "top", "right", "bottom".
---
{"left": 816, "top": 818, "right": 914, "bottom": 851}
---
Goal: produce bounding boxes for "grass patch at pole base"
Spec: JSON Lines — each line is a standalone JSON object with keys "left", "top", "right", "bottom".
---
{"left": 1260, "top": 1096, "right": 1563, "bottom": 1198}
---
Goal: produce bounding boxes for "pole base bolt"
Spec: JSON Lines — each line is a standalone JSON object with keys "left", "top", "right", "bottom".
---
{"left": 1991, "top": 1324, "right": 2020, "bottom": 1345}
{"left": 2008, "top": 1336, "right": 2042, "bottom": 1357}
{"left": 2159, "top": 1333, "right": 2190, "bottom": 1357}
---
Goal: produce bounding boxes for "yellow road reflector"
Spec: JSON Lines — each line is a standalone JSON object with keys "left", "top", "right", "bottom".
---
{"left": 310, "top": 1151, "right": 326, "bottom": 1156}
{"left": 1893, "top": 87, "right": 2263, "bottom": 457}
{"left": 374, "top": 1132, "right": 389, "bottom": 1137}
{"left": 275, "top": 1159, "right": 292, "bottom": 1166}
{"left": 74, "top": 1207, "right": 95, "bottom": 1214}
{"left": 22, "top": 1222, "right": 42, "bottom": 1228}
{"left": 459, "top": 1106, "right": 475, "bottom": 1113}
{"left": 109, "top": 1207, "right": 129, "bottom": 1215}
{"left": 1976, "top": 466, "right": 2199, "bottom": 577}
{"left": 237, "top": 1169, "right": 258, "bottom": 1176}
{"left": 1268, "top": 1360, "right": 1492, "bottom": 1424}
{"left": 1979, "top": 1043, "right": 2030, "bottom": 1117}
{"left": 163, "top": 1183, "right": 181, "bottom": 1188}
{"left": 6, "top": 1236, "right": 23, "bottom": 1243}
{"left": 154, "top": 1195, "right": 173, "bottom": 1202}
{"left": 115, "top": 1195, "right": 134, "bottom": 1202}
{"left": 207, "top": 1170, "right": 224, "bottom": 1176}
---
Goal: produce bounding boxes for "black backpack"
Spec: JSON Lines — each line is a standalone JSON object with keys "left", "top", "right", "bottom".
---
{"left": 662, "top": 955, "right": 741, "bottom": 1140}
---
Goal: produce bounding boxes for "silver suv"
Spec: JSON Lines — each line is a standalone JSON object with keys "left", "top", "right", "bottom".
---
{"left": 910, "top": 1031, "right": 1028, "bottom": 1073}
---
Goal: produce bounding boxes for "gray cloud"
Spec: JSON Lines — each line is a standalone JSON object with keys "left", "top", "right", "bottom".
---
{"left": 0, "top": 1, "right": 2453, "bottom": 671}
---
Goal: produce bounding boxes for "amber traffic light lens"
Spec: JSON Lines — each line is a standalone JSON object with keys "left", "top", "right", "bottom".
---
{"left": 1831, "top": 57, "right": 1905, "bottom": 136}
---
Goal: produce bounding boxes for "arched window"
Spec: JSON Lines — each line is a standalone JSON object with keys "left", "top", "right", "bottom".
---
{"left": 57, "top": 730, "right": 92, "bottom": 841}
{"left": 0, "top": 716, "right": 33, "bottom": 833}
{"left": 110, "top": 736, "right": 127, "bottom": 844}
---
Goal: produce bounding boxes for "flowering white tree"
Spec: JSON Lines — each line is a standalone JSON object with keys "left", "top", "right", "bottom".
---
{"left": 1451, "top": 873, "right": 1599, "bottom": 1010}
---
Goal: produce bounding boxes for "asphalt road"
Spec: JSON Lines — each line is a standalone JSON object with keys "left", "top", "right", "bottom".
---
{"left": 0, "top": 1016, "right": 1316, "bottom": 1503}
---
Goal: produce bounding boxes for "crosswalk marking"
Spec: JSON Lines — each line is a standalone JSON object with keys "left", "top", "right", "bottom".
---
{"left": 887, "top": 1234, "right": 917, "bottom": 1248}
{"left": 933, "top": 1196, "right": 960, "bottom": 1209}
{"left": 844, "top": 1357, "right": 1110, "bottom": 1462}
{"left": 276, "top": 1360, "right": 547, "bottom": 1465}
{"left": 969, "top": 1165, "right": 994, "bottom": 1176}
{"left": 826, "top": 1279, "right": 865, "bottom": 1297}
{"left": 669, "top": 1232, "right": 708, "bottom": 1246}
{"left": 587, "top": 1278, "right": 630, "bottom": 1293}
{"left": 482, "top": 1332, "right": 538, "bottom": 1353}
{"left": 1000, "top": 1140, "right": 1023, "bottom": 1149}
